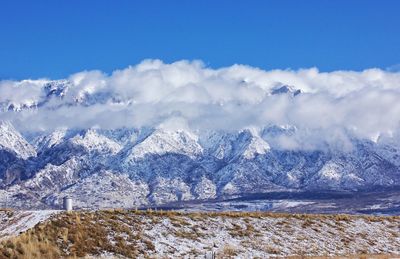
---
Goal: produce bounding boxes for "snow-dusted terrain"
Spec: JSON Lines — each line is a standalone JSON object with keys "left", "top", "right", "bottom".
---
{"left": 0, "top": 78, "right": 400, "bottom": 212}
{"left": 0, "top": 210, "right": 58, "bottom": 240}
{"left": 1, "top": 210, "right": 399, "bottom": 258}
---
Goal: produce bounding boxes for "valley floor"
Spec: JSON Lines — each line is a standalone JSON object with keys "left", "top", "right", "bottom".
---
{"left": 0, "top": 209, "right": 399, "bottom": 258}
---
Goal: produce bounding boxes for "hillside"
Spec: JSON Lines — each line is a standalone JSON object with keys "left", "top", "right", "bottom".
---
{"left": 0, "top": 209, "right": 399, "bottom": 258}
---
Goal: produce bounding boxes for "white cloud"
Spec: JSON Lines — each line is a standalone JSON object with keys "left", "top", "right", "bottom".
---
{"left": 1, "top": 59, "right": 400, "bottom": 150}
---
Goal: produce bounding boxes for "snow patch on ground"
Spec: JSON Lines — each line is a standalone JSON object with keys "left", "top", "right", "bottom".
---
{"left": 0, "top": 210, "right": 59, "bottom": 239}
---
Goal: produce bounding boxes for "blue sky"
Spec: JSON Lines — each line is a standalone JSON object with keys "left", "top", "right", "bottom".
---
{"left": 1, "top": 0, "right": 399, "bottom": 79}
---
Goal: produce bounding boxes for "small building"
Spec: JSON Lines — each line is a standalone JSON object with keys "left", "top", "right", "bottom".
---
{"left": 63, "top": 196, "right": 73, "bottom": 211}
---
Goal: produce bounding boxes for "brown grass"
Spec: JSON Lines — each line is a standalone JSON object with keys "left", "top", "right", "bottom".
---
{"left": 220, "top": 244, "right": 239, "bottom": 257}
{"left": 0, "top": 209, "right": 399, "bottom": 258}
{"left": 285, "top": 255, "right": 399, "bottom": 259}
{"left": 0, "top": 210, "right": 144, "bottom": 258}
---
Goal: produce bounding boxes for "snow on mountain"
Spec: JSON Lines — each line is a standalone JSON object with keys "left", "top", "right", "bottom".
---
{"left": 375, "top": 138, "right": 400, "bottom": 167}
{"left": 1, "top": 118, "right": 399, "bottom": 209}
{"left": 0, "top": 75, "right": 399, "bottom": 210}
{"left": 121, "top": 128, "right": 202, "bottom": 161}
{"left": 33, "top": 128, "right": 67, "bottom": 153}
{"left": 242, "top": 128, "right": 270, "bottom": 159}
{"left": 42, "top": 80, "right": 71, "bottom": 99}
{"left": 192, "top": 176, "right": 217, "bottom": 199}
{"left": 199, "top": 131, "right": 237, "bottom": 160}
{"left": 0, "top": 121, "right": 36, "bottom": 159}
{"left": 148, "top": 177, "right": 194, "bottom": 205}
{"left": 45, "top": 171, "right": 149, "bottom": 209}
{"left": 309, "top": 160, "right": 363, "bottom": 190}
{"left": 22, "top": 157, "right": 83, "bottom": 196}
{"left": 200, "top": 129, "right": 269, "bottom": 161}
{"left": 0, "top": 79, "right": 114, "bottom": 112}
{"left": 0, "top": 117, "right": 399, "bottom": 210}
{"left": 270, "top": 85, "right": 301, "bottom": 96}
{"left": 0, "top": 80, "right": 70, "bottom": 112}
{"left": 70, "top": 129, "right": 122, "bottom": 154}
{"left": 99, "top": 128, "right": 143, "bottom": 146}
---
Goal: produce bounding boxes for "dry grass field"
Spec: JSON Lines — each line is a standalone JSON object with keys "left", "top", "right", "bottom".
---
{"left": 0, "top": 209, "right": 399, "bottom": 258}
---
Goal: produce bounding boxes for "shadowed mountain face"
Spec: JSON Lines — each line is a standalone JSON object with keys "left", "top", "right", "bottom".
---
{"left": 0, "top": 119, "right": 399, "bottom": 211}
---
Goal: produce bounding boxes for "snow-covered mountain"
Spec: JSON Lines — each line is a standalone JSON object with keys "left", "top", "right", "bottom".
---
{"left": 0, "top": 121, "right": 36, "bottom": 159}
{"left": 0, "top": 80, "right": 399, "bottom": 210}
{"left": 0, "top": 119, "right": 399, "bottom": 209}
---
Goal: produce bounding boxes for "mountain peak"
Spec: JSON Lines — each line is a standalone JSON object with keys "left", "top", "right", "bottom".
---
{"left": 241, "top": 129, "right": 270, "bottom": 159}
{"left": 70, "top": 129, "right": 122, "bottom": 154}
{"left": 271, "top": 85, "right": 301, "bottom": 96}
{"left": 34, "top": 128, "right": 68, "bottom": 153}
{"left": 43, "top": 79, "right": 71, "bottom": 98}
{"left": 0, "top": 121, "right": 37, "bottom": 159}
{"left": 123, "top": 128, "right": 203, "bottom": 160}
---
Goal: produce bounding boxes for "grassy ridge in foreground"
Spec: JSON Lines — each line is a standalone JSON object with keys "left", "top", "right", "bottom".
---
{"left": 0, "top": 210, "right": 399, "bottom": 258}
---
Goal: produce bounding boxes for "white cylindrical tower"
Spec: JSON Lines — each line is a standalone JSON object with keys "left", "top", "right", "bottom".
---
{"left": 63, "top": 196, "right": 73, "bottom": 211}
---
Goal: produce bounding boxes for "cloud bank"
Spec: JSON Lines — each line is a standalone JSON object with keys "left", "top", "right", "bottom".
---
{"left": 1, "top": 59, "right": 400, "bottom": 150}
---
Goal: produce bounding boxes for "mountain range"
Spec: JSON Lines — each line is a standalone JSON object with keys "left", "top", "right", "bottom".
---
{"left": 0, "top": 80, "right": 399, "bottom": 210}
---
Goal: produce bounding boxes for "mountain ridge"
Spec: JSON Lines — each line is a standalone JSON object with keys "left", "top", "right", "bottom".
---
{"left": 0, "top": 80, "right": 399, "bottom": 211}
{"left": 0, "top": 119, "right": 399, "bottom": 210}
